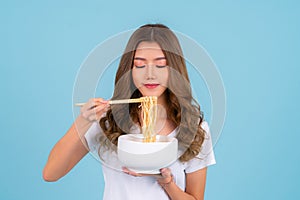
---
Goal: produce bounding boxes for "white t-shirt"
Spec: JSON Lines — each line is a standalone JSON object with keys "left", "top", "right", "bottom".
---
{"left": 84, "top": 121, "right": 216, "bottom": 200}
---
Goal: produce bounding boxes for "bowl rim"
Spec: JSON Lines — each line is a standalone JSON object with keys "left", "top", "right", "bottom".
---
{"left": 118, "top": 134, "right": 177, "bottom": 144}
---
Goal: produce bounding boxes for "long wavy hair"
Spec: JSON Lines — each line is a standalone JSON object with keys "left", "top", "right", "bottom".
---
{"left": 99, "top": 24, "right": 205, "bottom": 162}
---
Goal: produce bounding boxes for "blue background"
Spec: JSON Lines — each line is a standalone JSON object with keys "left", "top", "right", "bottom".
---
{"left": 1, "top": 0, "right": 299, "bottom": 199}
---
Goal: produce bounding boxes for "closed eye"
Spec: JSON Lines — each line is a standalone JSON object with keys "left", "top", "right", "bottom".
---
{"left": 156, "top": 65, "right": 167, "bottom": 68}
{"left": 135, "top": 65, "right": 146, "bottom": 68}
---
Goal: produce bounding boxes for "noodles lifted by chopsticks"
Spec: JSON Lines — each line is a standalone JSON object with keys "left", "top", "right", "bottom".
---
{"left": 141, "top": 96, "right": 157, "bottom": 142}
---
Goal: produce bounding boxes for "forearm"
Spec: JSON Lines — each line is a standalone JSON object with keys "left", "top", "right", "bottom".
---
{"left": 43, "top": 115, "right": 91, "bottom": 181}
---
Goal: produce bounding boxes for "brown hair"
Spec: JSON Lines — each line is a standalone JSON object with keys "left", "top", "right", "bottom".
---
{"left": 99, "top": 24, "right": 205, "bottom": 162}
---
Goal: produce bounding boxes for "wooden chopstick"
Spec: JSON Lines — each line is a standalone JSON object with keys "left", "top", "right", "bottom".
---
{"left": 74, "top": 98, "right": 143, "bottom": 107}
{"left": 108, "top": 98, "right": 142, "bottom": 104}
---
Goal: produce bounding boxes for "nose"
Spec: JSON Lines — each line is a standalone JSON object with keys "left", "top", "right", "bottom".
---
{"left": 146, "top": 64, "right": 156, "bottom": 80}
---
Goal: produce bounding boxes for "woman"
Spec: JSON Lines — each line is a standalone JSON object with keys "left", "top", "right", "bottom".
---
{"left": 43, "top": 24, "right": 216, "bottom": 200}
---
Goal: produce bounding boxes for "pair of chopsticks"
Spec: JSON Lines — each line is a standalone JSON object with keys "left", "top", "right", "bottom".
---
{"left": 74, "top": 98, "right": 143, "bottom": 107}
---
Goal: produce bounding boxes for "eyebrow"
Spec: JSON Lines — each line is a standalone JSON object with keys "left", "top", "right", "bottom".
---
{"left": 134, "top": 57, "right": 166, "bottom": 61}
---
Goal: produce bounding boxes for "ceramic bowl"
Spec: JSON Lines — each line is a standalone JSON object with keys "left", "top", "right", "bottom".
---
{"left": 117, "top": 134, "right": 178, "bottom": 174}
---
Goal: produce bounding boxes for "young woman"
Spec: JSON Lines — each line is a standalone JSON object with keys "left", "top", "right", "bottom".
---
{"left": 43, "top": 24, "right": 216, "bottom": 200}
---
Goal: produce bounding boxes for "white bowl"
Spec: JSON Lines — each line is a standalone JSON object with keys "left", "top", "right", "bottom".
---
{"left": 117, "top": 134, "right": 178, "bottom": 174}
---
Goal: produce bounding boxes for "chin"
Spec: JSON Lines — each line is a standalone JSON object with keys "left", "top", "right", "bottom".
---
{"left": 138, "top": 87, "right": 167, "bottom": 98}
{"left": 141, "top": 92, "right": 165, "bottom": 98}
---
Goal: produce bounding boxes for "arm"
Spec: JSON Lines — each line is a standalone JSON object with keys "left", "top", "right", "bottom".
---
{"left": 42, "top": 115, "right": 90, "bottom": 182}
{"left": 42, "top": 98, "right": 109, "bottom": 182}
{"left": 158, "top": 167, "right": 207, "bottom": 200}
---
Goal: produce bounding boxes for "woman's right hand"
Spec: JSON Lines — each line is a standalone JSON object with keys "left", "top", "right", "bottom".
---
{"left": 80, "top": 98, "right": 110, "bottom": 122}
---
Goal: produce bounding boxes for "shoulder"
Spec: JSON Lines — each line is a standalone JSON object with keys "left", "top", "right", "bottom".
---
{"left": 200, "top": 120, "right": 209, "bottom": 133}
{"left": 84, "top": 121, "right": 102, "bottom": 152}
{"left": 185, "top": 120, "right": 216, "bottom": 173}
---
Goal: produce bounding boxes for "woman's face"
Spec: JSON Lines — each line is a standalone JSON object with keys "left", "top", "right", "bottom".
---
{"left": 132, "top": 42, "right": 169, "bottom": 100}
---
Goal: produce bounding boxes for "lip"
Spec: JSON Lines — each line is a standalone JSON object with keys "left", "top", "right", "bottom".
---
{"left": 144, "top": 83, "right": 159, "bottom": 89}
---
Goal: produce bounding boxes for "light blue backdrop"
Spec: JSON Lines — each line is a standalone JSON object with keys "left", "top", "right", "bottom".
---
{"left": 1, "top": 0, "right": 299, "bottom": 199}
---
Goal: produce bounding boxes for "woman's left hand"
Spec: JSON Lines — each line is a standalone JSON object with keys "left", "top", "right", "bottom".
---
{"left": 156, "top": 168, "right": 173, "bottom": 187}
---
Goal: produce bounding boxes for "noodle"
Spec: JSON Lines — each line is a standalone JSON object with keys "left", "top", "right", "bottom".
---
{"left": 140, "top": 96, "right": 157, "bottom": 142}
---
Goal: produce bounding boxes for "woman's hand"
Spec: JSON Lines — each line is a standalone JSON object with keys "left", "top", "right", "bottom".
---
{"left": 122, "top": 167, "right": 173, "bottom": 184}
{"left": 80, "top": 98, "right": 109, "bottom": 122}
{"left": 157, "top": 168, "right": 174, "bottom": 188}
{"left": 122, "top": 167, "right": 161, "bottom": 178}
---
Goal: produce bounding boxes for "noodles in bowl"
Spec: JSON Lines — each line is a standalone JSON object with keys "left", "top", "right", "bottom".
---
{"left": 117, "top": 96, "right": 178, "bottom": 173}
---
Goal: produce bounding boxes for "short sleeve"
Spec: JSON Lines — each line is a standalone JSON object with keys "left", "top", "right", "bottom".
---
{"left": 84, "top": 122, "right": 102, "bottom": 156}
{"left": 185, "top": 121, "right": 216, "bottom": 173}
